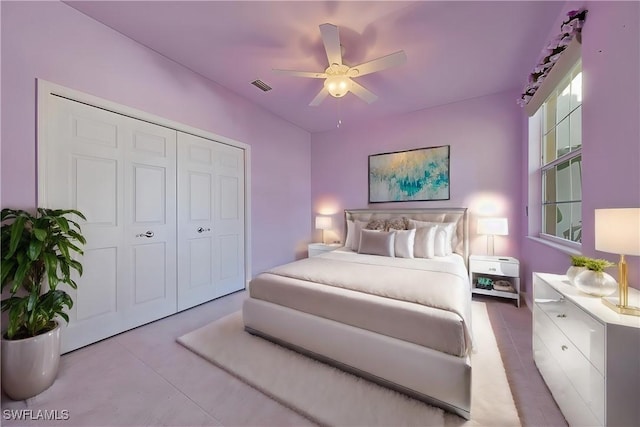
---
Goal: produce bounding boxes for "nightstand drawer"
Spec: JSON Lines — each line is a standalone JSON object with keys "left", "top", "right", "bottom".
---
{"left": 470, "top": 260, "right": 518, "bottom": 277}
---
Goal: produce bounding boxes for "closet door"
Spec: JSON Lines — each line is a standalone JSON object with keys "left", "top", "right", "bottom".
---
{"left": 43, "top": 95, "right": 177, "bottom": 353}
{"left": 177, "top": 133, "right": 245, "bottom": 310}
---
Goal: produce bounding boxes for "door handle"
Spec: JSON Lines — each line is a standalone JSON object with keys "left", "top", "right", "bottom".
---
{"left": 136, "top": 231, "right": 154, "bottom": 238}
{"left": 197, "top": 227, "right": 211, "bottom": 233}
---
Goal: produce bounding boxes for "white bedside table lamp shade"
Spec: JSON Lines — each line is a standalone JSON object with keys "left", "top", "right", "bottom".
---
{"left": 595, "top": 208, "right": 640, "bottom": 316}
{"left": 315, "top": 216, "right": 332, "bottom": 244}
{"left": 477, "top": 217, "right": 508, "bottom": 256}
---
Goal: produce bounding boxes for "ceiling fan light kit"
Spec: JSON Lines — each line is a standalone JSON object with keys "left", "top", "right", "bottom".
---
{"left": 274, "top": 23, "right": 406, "bottom": 106}
{"left": 324, "top": 74, "right": 351, "bottom": 98}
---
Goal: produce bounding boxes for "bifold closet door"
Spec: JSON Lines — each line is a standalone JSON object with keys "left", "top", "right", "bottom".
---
{"left": 177, "top": 133, "right": 245, "bottom": 311}
{"left": 43, "top": 95, "right": 177, "bottom": 353}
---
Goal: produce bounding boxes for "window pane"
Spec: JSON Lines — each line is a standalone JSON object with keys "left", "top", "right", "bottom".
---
{"left": 543, "top": 204, "right": 558, "bottom": 236}
{"left": 569, "top": 106, "right": 582, "bottom": 151}
{"left": 543, "top": 169, "right": 556, "bottom": 203}
{"left": 543, "top": 128, "right": 556, "bottom": 165}
{"left": 556, "top": 118, "right": 570, "bottom": 158}
{"left": 556, "top": 77, "right": 572, "bottom": 121}
{"left": 544, "top": 95, "right": 557, "bottom": 133}
{"left": 556, "top": 160, "right": 571, "bottom": 202}
{"left": 570, "top": 202, "right": 582, "bottom": 243}
{"left": 570, "top": 156, "right": 582, "bottom": 200}
{"left": 570, "top": 71, "right": 582, "bottom": 110}
{"left": 556, "top": 203, "right": 571, "bottom": 239}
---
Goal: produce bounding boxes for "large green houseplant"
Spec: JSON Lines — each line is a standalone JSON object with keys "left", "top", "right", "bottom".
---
{"left": 1, "top": 208, "right": 86, "bottom": 400}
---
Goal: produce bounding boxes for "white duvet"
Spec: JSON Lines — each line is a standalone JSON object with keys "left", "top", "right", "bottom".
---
{"left": 266, "top": 248, "right": 473, "bottom": 353}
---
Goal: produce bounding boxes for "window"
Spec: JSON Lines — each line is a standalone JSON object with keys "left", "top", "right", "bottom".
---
{"left": 539, "top": 61, "right": 582, "bottom": 244}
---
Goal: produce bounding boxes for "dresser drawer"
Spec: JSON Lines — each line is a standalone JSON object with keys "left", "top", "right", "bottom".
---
{"left": 535, "top": 307, "right": 604, "bottom": 424}
{"left": 534, "top": 277, "right": 605, "bottom": 373}
{"left": 533, "top": 327, "right": 602, "bottom": 427}
{"left": 470, "top": 260, "right": 518, "bottom": 277}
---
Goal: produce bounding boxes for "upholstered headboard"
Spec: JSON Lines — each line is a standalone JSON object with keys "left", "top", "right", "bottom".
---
{"left": 344, "top": 208, "right": 469, "bottom": 265}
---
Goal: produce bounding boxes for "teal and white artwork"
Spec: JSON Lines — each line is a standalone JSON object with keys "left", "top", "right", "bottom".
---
{"left": 368, "top": 146, "right": 450, "bottom": 202}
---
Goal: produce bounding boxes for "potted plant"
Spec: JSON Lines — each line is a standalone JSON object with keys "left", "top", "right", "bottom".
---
{"left": 574, "top": 257, "right": 617, "bottom": 297}
{"left": 566, "top": 255, "right": 589, "bottom": 285}
{"left": 1, "top": 208, "right": 86, "bottom": 400}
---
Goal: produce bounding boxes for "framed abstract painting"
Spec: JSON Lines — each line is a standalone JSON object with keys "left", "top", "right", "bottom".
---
{"left": 368, "top": 145, "right": 450, "bottom": 203}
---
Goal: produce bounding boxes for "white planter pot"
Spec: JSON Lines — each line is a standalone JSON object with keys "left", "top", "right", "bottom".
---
{"left": 566, "top": 266, "right": 587, "bottom": 285}
{"left": 574, "top": 270, "right": 617, "bottom": 297}
{"left": 1, "top": 322, "right": 61, "bottom": 400}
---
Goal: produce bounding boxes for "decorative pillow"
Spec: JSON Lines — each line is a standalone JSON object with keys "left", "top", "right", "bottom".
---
{"left": 358, "top": 229, "right": 395, "bottom": 257}
{"left": 409, "top": 220, "right": 457, "bottom": 255}
{"left": 386, "top": 217, "right": 409, "bottom": 231}
{"left": 346, "top": 220, "right": 369, "bottom": 251}
{"left": 413, "top": 225, "right": 437, "bottom": 258}
{"left": 394, "top": 229, "right": 416, "bottom": 258}
{"left": 365, "top": 218, "right": 387, "bottom": 231}
{"left": 345, "top": 220, "right": 354, "bottom": 249}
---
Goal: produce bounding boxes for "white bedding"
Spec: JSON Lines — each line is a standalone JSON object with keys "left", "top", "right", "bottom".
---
{"left": 250, "top": 248, "right": 473, "bottom": 356}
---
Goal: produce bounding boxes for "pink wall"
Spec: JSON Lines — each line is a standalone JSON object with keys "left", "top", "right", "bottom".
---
{"left": 0, "top": 1, "right": 311, "bottom": 275}
{"left": 311, "top": 90, "right": 523, "bottom": 258}
{"left": 521, "top": 1, "right": 640, "bottom": 297}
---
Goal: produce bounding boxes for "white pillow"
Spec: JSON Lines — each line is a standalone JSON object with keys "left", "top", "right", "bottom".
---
{"left": 409, "top": 220, "right": 457, "bottom": 255}
{"left": 394, "top": 229, "right": 416, "bottom": 259}
{"left": 358, "top": 229, "right": 395, "bottom": 257}
{"left": 345, "top": 220, "right": 354, "bottom": 249}
{"left": 346, "top": 220, "right": 368, "bottom": 251}
{"left": 413, "top": 225, "right": 437, "bottom": 258}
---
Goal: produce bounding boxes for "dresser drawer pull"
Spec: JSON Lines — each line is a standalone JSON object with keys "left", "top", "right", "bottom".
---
{"left": 561, "top": 345, "right": 568, "bottom": 351}
{"left": 557, "top": 314, "right": 567, "bottom": 318}
{"left": 535, "top": 296, "right": 565, "bottom": 304}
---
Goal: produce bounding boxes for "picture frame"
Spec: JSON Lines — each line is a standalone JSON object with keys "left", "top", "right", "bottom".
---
{"left": 368, "top": 145, "right": 450, "bottom": 203}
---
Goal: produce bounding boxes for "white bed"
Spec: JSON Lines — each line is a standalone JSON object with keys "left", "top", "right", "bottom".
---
{"left": 243, "top": 208, "right": 472, "bottom": 419}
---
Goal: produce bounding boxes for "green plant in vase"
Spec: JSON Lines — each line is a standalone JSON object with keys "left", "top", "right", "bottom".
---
{"left": 574, "top": 257, "right": 617, "bottom": 297}
{"left": 1, "top": 208, "right": 86, "bottom": 400}
{"left": 566, "top": 255, "right": 590, "bottom": 284}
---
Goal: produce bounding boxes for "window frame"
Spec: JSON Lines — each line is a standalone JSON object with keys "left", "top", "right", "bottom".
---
{"left": 537, "top": 60, "right": 583, "bottom": 247}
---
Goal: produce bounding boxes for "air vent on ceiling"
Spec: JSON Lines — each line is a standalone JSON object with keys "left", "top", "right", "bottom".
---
{"left": 251, "top": 79, "right": 272, "bottom": 92}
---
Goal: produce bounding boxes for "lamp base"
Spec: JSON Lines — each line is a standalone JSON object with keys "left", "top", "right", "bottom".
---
{"left": 602, "top": 297, "right": 640, "bottom": 317}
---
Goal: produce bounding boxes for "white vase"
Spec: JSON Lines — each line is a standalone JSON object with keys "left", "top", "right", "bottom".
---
{"left": 574, "top": 270, "right": 617, "bottom": 297}
{"left": 1, "top": 322, "right": 61, "bottom": 400}
{"left": 566, "top": 266, "right": 587, "bottom": 285}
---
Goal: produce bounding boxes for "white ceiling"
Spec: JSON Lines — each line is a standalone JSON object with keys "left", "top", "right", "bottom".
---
{"left": 66, "top": 1, "right": 565, "bottom": 133}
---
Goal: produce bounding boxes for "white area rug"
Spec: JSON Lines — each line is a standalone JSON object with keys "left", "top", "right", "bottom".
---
{"left": 178, "top": 302, "right": 519, "bottom": 426}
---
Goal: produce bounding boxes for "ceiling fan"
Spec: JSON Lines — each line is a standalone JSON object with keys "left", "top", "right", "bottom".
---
{"left": 273, "top": 23, "right": 407, "bottom": 106}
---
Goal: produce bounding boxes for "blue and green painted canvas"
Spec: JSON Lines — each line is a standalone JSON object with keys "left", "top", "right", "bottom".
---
{"left": 369, "top": 145, "right": 450, "bottom": 202}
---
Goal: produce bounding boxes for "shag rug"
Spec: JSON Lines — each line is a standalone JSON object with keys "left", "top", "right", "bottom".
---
{"left": 178, "top": 301, "right": 519, "bottom": 426}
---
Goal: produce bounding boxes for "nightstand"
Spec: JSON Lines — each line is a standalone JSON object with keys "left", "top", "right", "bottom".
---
{"left": 469, "top": 255, "right": 520, "bottom": 307}
{"left": 308, "top": 243, "right": 341, "bottom": 257}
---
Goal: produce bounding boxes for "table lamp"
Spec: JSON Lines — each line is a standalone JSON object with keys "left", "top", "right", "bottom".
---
{"left": 595, "top": 208, "right": 640, "bottom": 316}
{"left": 477, "top": 217, "right": 508, "bottom": 256}
{"left": 315, "top": 216, "right": 332, "bottom": 244}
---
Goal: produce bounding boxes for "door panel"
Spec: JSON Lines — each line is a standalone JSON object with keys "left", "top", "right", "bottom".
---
{"left": 177, "top": 132, "right": 245, "bottom": 310}
{"left": 45, "top": 96, "right": 176, "bottom": 353}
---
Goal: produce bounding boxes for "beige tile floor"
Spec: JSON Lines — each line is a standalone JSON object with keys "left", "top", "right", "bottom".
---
{"left": 1, "top": 291, "right": 566, "bottom": 426}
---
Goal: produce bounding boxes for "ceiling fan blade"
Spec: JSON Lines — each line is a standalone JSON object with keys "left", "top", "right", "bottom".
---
{"left": 272, "top": 69, "right": 326, "bottom": 78}
{"left": 309, "top": 88, "right": 329, "bottom": 106}
{"left": 319, "top": 23, "right": 342, "bottom": 66}
{"left": 348, "top": 50, "right": 407, "bottom": 77}
{"left": 350, "top": 80, "right": 378, "bottom": 104}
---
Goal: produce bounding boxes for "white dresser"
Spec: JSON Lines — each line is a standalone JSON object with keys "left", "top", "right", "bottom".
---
{"left": 533, "top": 273, "right": 640, "bottom": 426}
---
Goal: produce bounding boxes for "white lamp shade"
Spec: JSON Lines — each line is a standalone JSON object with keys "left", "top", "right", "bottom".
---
{"left": 595, "top": 208, "right": 640, "bottom": 256}
{"left": 315, "top": 216, "right": 332, "bottom": 230}
{"left": 477, "top": 217, "right": 509, "bottom": 236}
